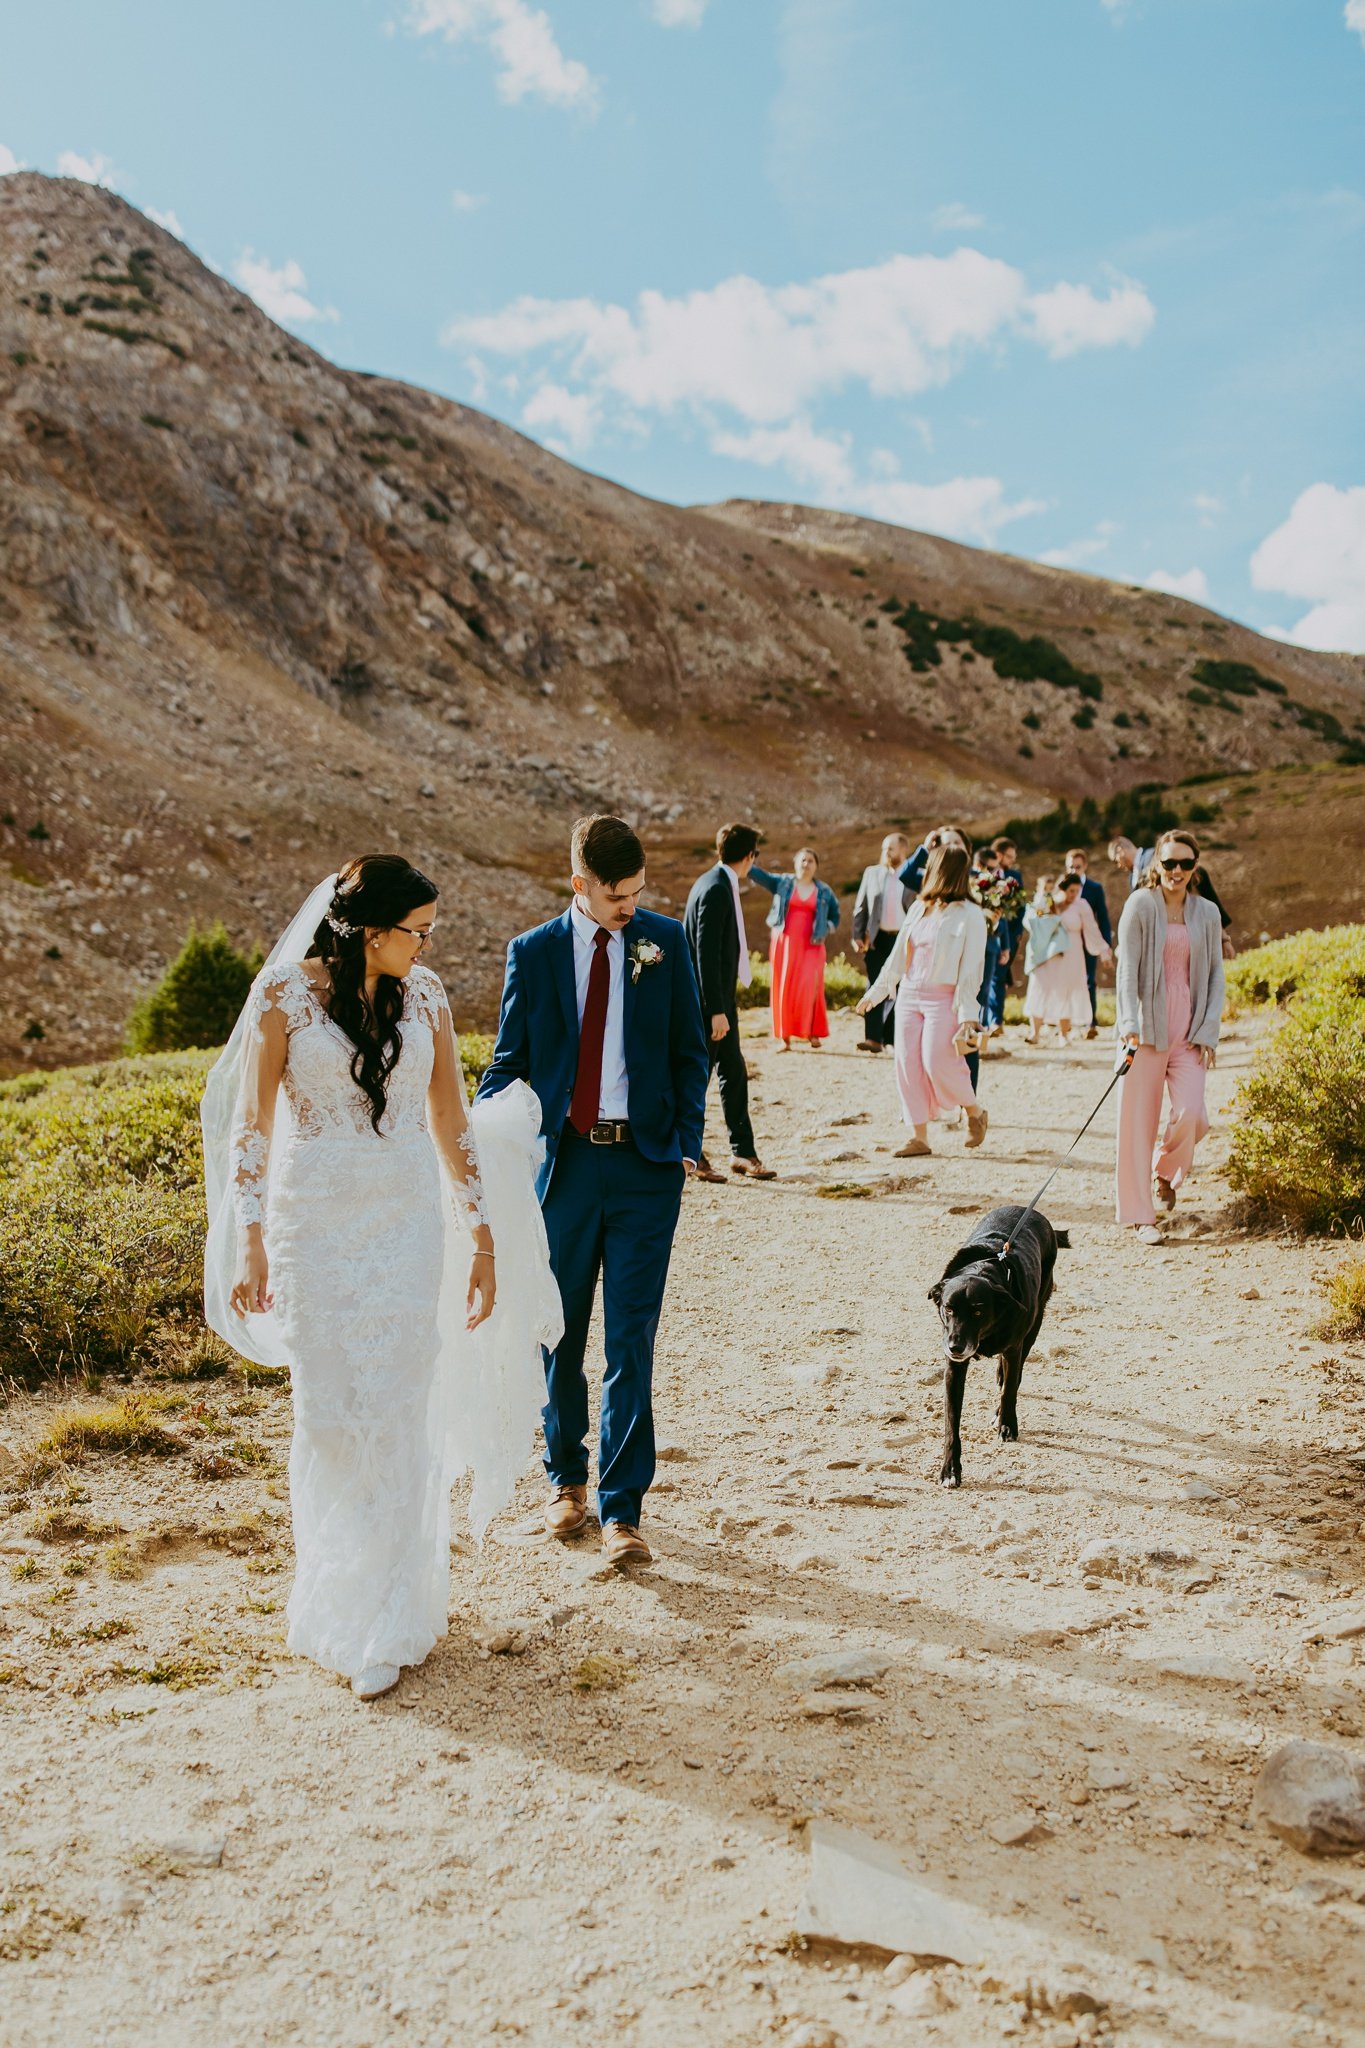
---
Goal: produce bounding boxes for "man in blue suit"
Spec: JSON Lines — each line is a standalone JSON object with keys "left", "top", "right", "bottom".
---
{"left": 1064, "top": 847, "right": 1112, "bottom": 1038}
{"left": 477, "top": 815, "right": 709, "bottom": 1566}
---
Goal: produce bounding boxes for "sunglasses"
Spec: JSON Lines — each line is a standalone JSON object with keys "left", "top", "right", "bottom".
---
{"left": 1159, "top": 856, "right": 1197, "bottom": 873}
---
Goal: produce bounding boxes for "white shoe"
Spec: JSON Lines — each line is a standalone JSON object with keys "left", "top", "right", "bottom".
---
{"left": 352, "top": 1663, "right": 400, "bottom": 1700}
{"left": 1134, "top": 1224, "right": 1164, "bottom": 1247}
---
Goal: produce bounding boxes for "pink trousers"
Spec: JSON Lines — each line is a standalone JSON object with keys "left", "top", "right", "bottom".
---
{"left": 1115, "top": 1042, "right": 1209, "bottom": 1224}
{"left": 895, "top": 983, "right": 977, "bottom": 1126}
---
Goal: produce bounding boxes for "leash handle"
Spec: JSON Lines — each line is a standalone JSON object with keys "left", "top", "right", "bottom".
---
{"left": 997, "top": 1043, "right": 1136, "bottom": 1260}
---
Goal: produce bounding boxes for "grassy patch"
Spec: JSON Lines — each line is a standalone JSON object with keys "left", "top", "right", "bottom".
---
{"left": 1225, "top": 924, "right": 1365, "bottom": 1015}
{"left": 815, "top": 1181, "right": 875, "bottom": 1200}
{"left": 112, "top": 1654, "right": 221, "bottom": 1691}
{"left": 1316, "top": 1254, "right": 1365, "bottom": 1341}
{"left": 30, "top": 1392, "right": 184, "bottom": 1471}
{"left": 29, "top": 1504, "right": 125, "bottom": 1544}
{"left": 571, "top": 1653, "right": 633, "bottom": 1693}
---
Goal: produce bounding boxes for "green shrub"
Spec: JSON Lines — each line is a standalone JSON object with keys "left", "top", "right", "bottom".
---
{"left": 1191, "top": 659, "right": 1286, "bottom": 699}
{"left": 126, "top": 924, "right": 262, "bottom": 1054}
{"left": 998, "top": 784, "right": 1216, "bottom": 857}
{"left": 0, "top": 1160, "right": 204, "bottom": 1388}
{"left": 1224, "top": 924, "right": 1365, "bottom": 1016}
{"left": 1226, "top": 980, "right": 1365, "bottom": 1232}
{"left": 0, "top": 1051, "right": 213, "bottom": 1185}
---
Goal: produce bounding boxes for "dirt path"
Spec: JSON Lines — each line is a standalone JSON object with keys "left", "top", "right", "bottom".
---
{"left": 3, "top": 1011, "right": 1364, "bottom": 2048}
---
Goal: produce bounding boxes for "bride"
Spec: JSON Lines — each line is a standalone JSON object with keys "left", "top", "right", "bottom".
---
{"left": 201, "top": 855, "right": 560, "bottom": 1701}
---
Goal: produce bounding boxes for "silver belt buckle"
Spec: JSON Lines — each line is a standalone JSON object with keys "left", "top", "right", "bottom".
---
{"left": 589, "top": 1120, "right": 613, "bottom": 1145}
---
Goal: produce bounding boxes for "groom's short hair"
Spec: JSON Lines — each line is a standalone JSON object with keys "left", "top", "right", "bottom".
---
{"left": 571, "top": 814, "right": 645, "bottom": 886}
{"left": 717, "top": 823, "right": 762, "bottom": 864}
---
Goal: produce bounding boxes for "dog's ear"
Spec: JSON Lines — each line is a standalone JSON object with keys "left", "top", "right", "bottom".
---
{"left": 927, "top": 1279, "right": 944, "bottom": 1306}
{"left": 940, "top": 1245, "right": 985, "bottom": 1284}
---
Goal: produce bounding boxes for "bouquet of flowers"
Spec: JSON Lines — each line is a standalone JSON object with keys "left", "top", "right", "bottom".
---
{"left": 971, "top": 871, "right": 1028, "bottom": 924}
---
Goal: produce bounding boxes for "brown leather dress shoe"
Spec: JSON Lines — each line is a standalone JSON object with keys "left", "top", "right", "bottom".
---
{"left": 601, "top": 1522, "right": 652, "bottom": 1566}
{"left": 731, "top": 1156, "right": 776, "bottom": 1180}
{"left": 694, "top": 1153, "right": 728, "bottom": 1185}
{"left": 545, "top": 1484, "right": 589, "bottom": 1538}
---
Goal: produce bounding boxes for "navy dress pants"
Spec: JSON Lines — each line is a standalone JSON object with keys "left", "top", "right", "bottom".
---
{"left": 541, "top": 1128, "right": 685, "bottom": 1528}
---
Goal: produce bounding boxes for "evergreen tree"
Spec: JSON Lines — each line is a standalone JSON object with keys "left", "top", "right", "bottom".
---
{"left": 125, "top": 922, "right": 260, "bottom": 1054}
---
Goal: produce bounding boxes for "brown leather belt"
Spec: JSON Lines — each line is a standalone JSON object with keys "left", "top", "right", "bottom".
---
{"left": 580, "top": 1118, "right": 633, "bottom": 1146}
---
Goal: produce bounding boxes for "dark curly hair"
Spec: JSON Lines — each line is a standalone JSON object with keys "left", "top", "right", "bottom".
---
{"left": 309, "top": 854, "right": 438, "bottom": 1133}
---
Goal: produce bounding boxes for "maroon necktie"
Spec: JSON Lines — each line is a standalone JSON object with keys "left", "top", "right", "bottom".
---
{"left": 569, "top": 926, "right": 612, "bottom": 1134}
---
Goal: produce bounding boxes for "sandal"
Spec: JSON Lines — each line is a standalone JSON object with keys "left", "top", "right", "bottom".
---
{"left": 1154, "top": 1175, "right": 1176, "bottom": 1212}
{"left": 894, "top": 1138, "right": 932, "bottom": 1157}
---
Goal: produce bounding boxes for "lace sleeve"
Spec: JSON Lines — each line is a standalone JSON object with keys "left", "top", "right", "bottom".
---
{"left": 422, "top": 971, "right": 490, "bottom": 1235}
{"left": 231, "top": 972, "right": 289, "bottom": 1229}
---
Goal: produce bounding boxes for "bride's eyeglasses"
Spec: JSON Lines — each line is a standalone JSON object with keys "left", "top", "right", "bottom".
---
{"left": 395, "top": 924, "right": 437, "bottom": 950}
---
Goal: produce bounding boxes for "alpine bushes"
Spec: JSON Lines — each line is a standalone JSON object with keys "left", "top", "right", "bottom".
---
{"left": 1225, "top": 924, "right": 1365, "bottom": 1232}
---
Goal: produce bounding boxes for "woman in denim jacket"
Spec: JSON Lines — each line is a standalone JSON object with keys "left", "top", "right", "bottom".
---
{"left": 749, "top": 848, "right": 841, "bottom": 1050}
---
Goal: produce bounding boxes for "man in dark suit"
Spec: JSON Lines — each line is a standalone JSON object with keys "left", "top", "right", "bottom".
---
{"left": 478, "top": 815, "right": 709, "bottom": 1566}
{"left": 683, "top": 823, "right": 776, "bottom": 1184}
{"left": 1064, "top": 848, "right": 1113, "bottom": 1039}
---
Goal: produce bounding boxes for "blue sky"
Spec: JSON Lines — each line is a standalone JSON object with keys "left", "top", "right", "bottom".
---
{"left": 2, "top": 0, "right": 1363, "bottom": 647}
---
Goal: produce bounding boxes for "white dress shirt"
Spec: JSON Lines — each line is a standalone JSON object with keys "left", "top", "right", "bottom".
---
{"left": 879, "top": 872, "right": 905, "bottom": 936}
{"left": 725, "top": 864, "right": 753, "bottom": 987}
{"left": 570, "top": 896, "right": 629, "bottom": 1119}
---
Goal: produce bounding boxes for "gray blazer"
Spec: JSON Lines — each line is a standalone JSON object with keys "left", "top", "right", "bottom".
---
{"left": 1115, "top": 889, "right": 1224, "bottom": 1053}
{"left": 852, "top": 863, "right": 906, "bottom": 946}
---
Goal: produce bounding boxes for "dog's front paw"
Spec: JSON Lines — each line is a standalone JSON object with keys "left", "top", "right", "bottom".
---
{"left": 997, "top": 1416, "right": 1019, "bottom": 1443}
{"left": 939, "top": 1463, "right": 962, "bottom": 1489}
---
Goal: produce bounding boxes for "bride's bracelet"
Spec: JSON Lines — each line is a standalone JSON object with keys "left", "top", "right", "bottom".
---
{"left": 472, "top": 1249, "right": 496, "bottom": 1260}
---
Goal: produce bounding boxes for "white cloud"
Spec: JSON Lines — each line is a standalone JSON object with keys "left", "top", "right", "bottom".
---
{"left": 932, "top": 201, "right": 985, "bottom": 233}
{"left": 404, "top": 0, "right": 599, "bottom": 111}
{"left": 1193, "top": 492, "right": 1223, "bottom": 527}
{"left": 451, "top": 187, "right": 487, "bottom": 211}
{"left": 521, "top": 380, "right": 600, "bottom": 451}
{"left": 651, "top": 0, "right": 708, "bottom": 22}
{"left": 232, "top": 251, "right": 339, "bottom": 327}
{"left": 1040, "top": 520, "right": 1119, "bottom": 569}
{"left": 710, "top": 419, "right": 1043, "bottom": 546}
{"left": 1027, "top": 278, "right": 1155, "bottom": 357}
{"left": 57, "top": 150, "right": 115, "bottom": 187}
{"left": 1144, "top": 566, "right": 1209, "bottom": 603}
{"left": 146, "top": 205, "right": 184, "bottom": 238}
{"left": 447, "top": 248, "right": 1154, "bottom": 430}
{"left": 0, "top": 144, "right": 24, "bottom": 176}
{"left": 1251, "top": 482, "right": 1365, "bottom": 652}
{"left": 1347, "top": 2, "right": 1365, "bottom": 49}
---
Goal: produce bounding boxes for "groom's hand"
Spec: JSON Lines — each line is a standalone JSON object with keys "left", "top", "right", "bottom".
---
{"left": 684, "top": 1158, "right": 698, "bottom": 1177}
{"left": 710, "top": 1013, "right": 730, "bottom": 1041}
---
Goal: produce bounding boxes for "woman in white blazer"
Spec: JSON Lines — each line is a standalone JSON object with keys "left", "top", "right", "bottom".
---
{"left": 856, "top": 845, "right": 989, "bottom": 1156}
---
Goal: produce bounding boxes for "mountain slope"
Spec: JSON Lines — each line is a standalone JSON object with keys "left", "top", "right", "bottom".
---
{"left": 2, "top": 172, "right": 1362, "bottom": 1068}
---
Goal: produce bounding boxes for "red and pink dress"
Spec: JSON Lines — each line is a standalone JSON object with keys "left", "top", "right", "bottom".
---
{"left": 770, "top": 888, "right": 828, "bottom": 1042}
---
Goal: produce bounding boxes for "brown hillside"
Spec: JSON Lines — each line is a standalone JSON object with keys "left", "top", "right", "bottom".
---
{"left": 2, "top": 172, "right": 1362, "bottom": 1069}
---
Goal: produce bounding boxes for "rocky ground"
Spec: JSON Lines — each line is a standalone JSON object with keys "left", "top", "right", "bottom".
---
{"left": 2, "top": 1012, "right": 1364, "bottom": 2047}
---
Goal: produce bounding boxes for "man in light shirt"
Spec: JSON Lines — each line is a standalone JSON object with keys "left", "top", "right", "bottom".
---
{"left": 851, "top": 832, "right": 911, "bottom": 1053}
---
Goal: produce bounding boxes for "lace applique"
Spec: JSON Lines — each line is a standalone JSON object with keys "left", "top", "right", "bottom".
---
{"left": 449, "top": 1125, "right": 488, "bottom": 1230}
{"left": 232, "top": 1121, "right": 270, "bottom": 1226}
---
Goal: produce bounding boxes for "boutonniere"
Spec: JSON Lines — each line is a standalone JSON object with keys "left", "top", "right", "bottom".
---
{"left": 629, "top": 938, "right": 664, "bottom": 983}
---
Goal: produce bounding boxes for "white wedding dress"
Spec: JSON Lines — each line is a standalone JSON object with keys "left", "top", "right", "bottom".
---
{"left": 202, "top": 894, "right": 560, "bottom": 1684}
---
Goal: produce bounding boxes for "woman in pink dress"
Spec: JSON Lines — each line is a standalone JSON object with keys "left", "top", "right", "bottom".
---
{"left": 1024, "top": 873, "right": 1112, "bottom": 1043}
{"left": 749, "top": 848, "right": 841, "bottom": 1050}
{"left": 1114, "top": 831, "right": 1225, "bottom": 1245}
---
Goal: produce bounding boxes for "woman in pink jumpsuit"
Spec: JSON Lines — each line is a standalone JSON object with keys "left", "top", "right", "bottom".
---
{"left": 856, "top": 845, "right": 989, "bottom": 1157}
{"left": 1113, "top": 831, "right": 1225, "bottom": 1245}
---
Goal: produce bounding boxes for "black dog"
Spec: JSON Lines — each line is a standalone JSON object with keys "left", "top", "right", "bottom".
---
{"left": 928, "top": 1203, "right": 1069, "bottom": 1487}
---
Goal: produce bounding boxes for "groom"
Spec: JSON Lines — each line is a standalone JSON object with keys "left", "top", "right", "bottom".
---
{"left": 477, "top": 815, "right": 709, "bottom": 1565}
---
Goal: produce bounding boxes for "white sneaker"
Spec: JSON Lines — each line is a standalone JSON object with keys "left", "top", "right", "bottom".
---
{"left": 352, "top": 1663, "right": 401, "bottom": 1700}
{"left": 1134, "top": 1224, "right": 1164, "bottom": 1247}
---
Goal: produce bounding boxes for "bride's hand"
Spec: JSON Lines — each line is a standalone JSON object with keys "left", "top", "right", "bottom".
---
{"left": 854, "top": 994, "right": 872, "bottom": 1017}
{"left": 467, "top": 1250, "right": 496, "bottom": 1330}
{"left": 231, "top": 1233, "right": 273, "bottom": 1316}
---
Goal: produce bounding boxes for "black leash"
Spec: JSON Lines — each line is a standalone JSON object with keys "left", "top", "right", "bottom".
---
{"left": 997, "top": 1043, "right": 1136, "bottom": 1260}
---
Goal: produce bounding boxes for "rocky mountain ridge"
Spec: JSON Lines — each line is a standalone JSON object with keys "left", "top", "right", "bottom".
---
{"left": 2, "top": 171, "right": 1362, "bottom": 1068}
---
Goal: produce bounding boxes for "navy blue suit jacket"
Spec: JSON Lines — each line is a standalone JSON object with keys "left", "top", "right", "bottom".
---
{"left": 1079, "top": 874, "right": 1112, "bottom": 947}
{"left": 476, "top": 905, "right": 709, "bottom": 1195}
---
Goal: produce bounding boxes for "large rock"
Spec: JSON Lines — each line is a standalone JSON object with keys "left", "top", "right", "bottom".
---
{"left": 1252, "top": 1741, "right": 1365, "bottom": 1855}
{"left": 777, "top": 1650, "right": 892, "bottom": 1690}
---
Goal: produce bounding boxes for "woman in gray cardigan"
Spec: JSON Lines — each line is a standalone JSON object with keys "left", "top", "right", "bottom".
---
{"left": 1114, "top": 830, "right": 1225, "bottom": 1243}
